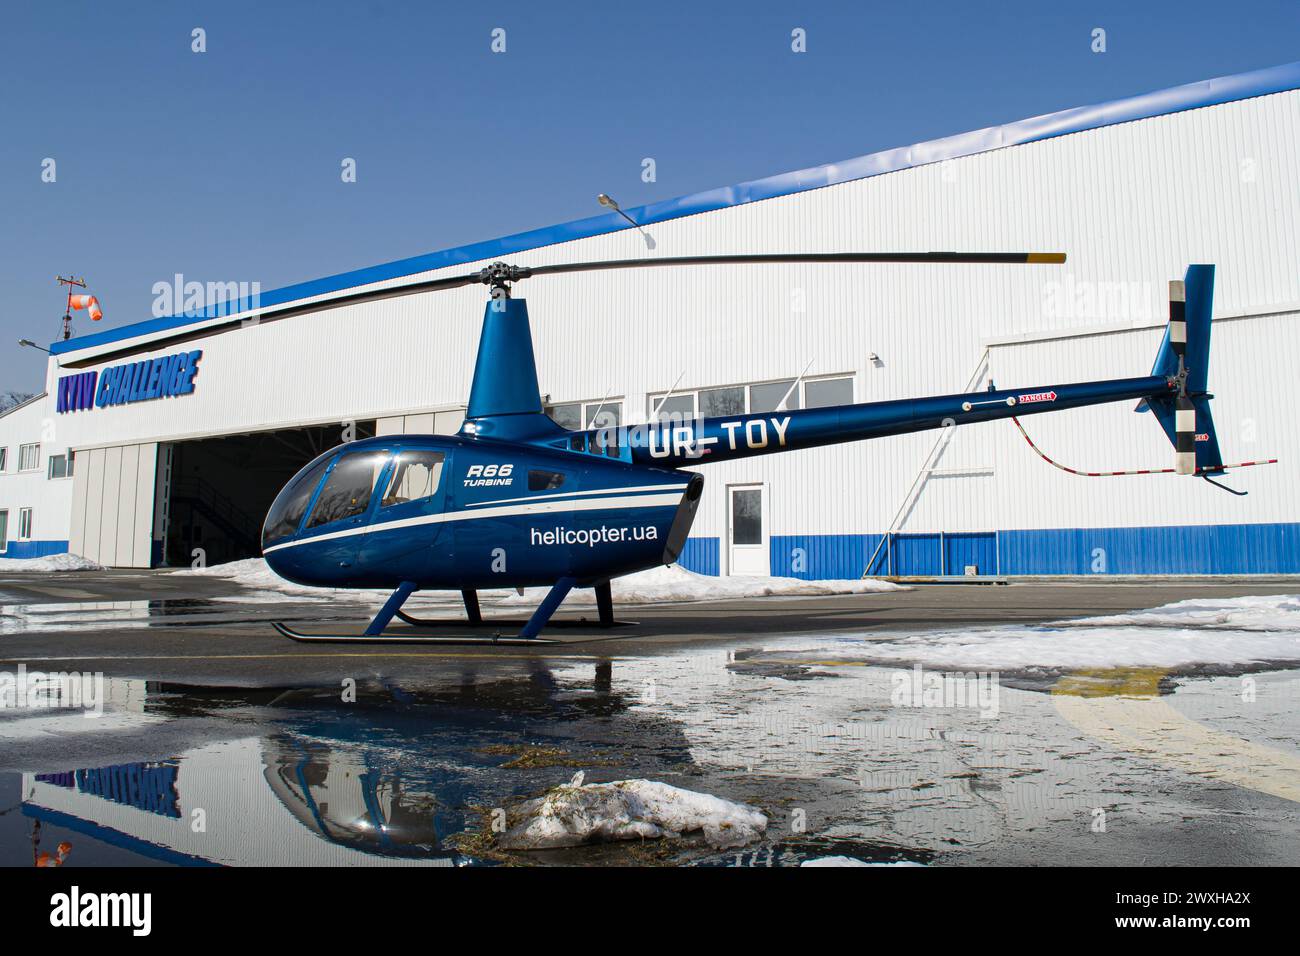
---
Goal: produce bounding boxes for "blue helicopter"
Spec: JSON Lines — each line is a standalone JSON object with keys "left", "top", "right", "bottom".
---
{"left": 262, "top": 254, "right": 1232, "bottom": 644}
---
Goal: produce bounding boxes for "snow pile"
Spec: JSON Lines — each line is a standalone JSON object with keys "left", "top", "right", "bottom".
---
{"left": 1060, "top": 595, "right": 1300, "bottom": 632}
{"left": 500, "top": 564, "right": 905, "bottom": 606}
{"left": 175, "top": 558, "right": 904, "bottom": 606}
{"left": 796, "top": 594, "right": 1300, "bottom": 672}
{"left": 497, "top": 773, "right": 767, "bottom": 850}
{"left": 0, "top": 553, "right": 103, "bottom": 572}
{"left": 177, "top": 558, "right": 344, "bottom": 602}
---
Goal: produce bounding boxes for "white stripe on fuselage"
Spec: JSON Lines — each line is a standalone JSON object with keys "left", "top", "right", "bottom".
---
{"left": 263, "top": 491, "right": 683, "bottom": 555}
{"left": 466, "top": 483, "right": 689, "bottom": 508}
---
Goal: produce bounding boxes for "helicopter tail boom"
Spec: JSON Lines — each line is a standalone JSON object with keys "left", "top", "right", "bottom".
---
{"left": 625, "top": 374, "right": 1174, "bottom": 468}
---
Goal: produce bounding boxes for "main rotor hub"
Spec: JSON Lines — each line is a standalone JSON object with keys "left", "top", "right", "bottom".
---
{"left": 476, "top": 262, "right": 532, "bottom": 296}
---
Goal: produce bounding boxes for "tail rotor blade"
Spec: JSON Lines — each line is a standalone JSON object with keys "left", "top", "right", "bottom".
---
{"left": 1168, "top": 280, "right": 1197, "bottom": 475}
{"left": 1168, "top": 279, "right": 1187, "bottom": 360}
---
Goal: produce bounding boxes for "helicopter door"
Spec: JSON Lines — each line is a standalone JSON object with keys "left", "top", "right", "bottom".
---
{"left": 358, "top": 450, "right": 449, "bottom": 565}
{"left": 300, "top": 449, "right": 391, "bottom": 570}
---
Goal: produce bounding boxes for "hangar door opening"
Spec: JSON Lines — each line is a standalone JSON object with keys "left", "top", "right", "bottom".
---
{"left": 160, "top": 421, "right": 375, "bottom": 567}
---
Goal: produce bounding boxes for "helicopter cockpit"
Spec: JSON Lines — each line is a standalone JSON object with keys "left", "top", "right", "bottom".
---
{"left": 261, "top": 442, "right": 448, "bottom": 554}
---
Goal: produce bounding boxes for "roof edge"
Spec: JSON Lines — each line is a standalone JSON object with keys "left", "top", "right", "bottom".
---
{"left": 52, "top": 59, "right": 1300, "bottom": 358}
{"left": 0, "top": 392, "right": 49, "bottom": 421}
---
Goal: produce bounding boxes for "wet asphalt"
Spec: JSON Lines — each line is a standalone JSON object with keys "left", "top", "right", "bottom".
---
{"left": 1, "top": 570, "right": 1297, "bottom": 867}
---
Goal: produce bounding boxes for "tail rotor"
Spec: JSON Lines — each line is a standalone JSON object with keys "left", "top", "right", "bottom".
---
{"left": 1142, "top": 264, "right": 1228, "bottom": 478}
{"left": 1166, "top": 279, "right": 1199, "bottom": 475}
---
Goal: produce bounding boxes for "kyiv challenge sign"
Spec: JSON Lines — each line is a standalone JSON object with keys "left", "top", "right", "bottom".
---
{"left": 56, "top": 350, "right": 203, "bottom": 414}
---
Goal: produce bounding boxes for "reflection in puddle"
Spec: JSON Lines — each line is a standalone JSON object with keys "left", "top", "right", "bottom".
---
{"left": 5, "top": 644, "right": 1298, "bottom": 867}
{"left": 0, "top": 598, "right": 359, "bottom": 633}
{"left": 13, "top": 672, "right": 660, "bottom": 866}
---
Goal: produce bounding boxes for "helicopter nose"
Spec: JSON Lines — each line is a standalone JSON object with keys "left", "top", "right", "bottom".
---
{"left": 263, "top": 542, "right": 310, "bottom": 586}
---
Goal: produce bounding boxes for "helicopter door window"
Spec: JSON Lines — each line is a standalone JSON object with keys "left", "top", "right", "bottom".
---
{"left": 381, "top": 451, "right": 445, "bottom": 507}
{"left": 305, "top": 452, "right": 387, "bottom": 529}
{"left": 528, "top": 469, "right": 566, "bottom": 492}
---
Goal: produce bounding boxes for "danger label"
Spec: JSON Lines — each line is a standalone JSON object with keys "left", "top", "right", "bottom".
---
{"left": 1017, "top": 390, "right": 1057, "bottom": 405}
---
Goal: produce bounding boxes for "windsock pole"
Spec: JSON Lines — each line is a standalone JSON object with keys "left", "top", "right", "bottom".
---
{"left": 55, "top": 275, "right": 88, "bottom": 340}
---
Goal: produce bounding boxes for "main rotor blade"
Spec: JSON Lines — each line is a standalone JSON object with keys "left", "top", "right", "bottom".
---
{"left": 527, "top": 251, "right": 1065, "bottom": 279}
{"left": 253, "top": 270, "right": 486, "bottom": 322}
{"left": 250, "top": 251, "right": 1064, "bottom": 323}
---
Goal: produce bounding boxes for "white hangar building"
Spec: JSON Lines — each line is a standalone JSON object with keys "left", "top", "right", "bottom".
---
{"left": 3, "top": 61, "right": 1298, "bottom": 577}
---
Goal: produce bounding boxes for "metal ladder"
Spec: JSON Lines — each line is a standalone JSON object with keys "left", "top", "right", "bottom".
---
{"left": 861, "top": 348, "right": 991, "bottom": 578}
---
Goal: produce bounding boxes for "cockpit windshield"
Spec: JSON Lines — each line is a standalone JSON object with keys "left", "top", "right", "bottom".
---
{"left": 305, "top": 452, "right": 388, "bottom": 529}
{"left": 262, "top": 452, "right": 333, "bottom": 547}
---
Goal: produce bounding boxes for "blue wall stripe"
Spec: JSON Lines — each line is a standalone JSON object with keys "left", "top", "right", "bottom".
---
{"left": 1, "top": 540, "right": 70, "bottom": 560}
{"left": 998, "top": 523, "right": 1300, "bottom": 575}
{"left": 677, "top": 536, "right": 719, "bottom": 576}
{"left": 944, "top": 532, "right": 999, "bottom": 577}
{"left": 755, "top": 523, "right": 1300, "bottom": 579}
{"left": 52, "top": 60, "right": 1300, "bottom": 356}
{"left": 770, "top": 533, "right": 887, "bottom": 578}
{"left": 7, "top": 526, "right": 1297, "bottom": 577}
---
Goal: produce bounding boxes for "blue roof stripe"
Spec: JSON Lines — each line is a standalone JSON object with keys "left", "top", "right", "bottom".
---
{"left": 52, "top": 59, "right": 1300, "bottom": 357}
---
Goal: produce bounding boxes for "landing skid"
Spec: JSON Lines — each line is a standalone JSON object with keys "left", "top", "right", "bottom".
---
{"left": 393, "top": 609, "right": 636, "bottom": 629}
{"left": 272, "top": 576, "right": 612, "bottom": 646}
{"left": 271, "top": 621, "right": 559, "bottom": 645}
{"left": 393, "top": 580, "right": 631, "bottom": 630}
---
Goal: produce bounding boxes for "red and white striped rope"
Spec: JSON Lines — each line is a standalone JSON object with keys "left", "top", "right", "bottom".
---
{"left": 1010, "top": 416, "right": 1277, "bottom": 477}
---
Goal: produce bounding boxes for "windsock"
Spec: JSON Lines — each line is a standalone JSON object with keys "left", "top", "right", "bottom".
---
{"left": 69, "top": 294, "right": 103, "bottom": 321}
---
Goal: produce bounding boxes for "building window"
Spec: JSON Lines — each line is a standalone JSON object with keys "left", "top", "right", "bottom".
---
{"left": 0, "top": 510, "right": 7, "bottom": 552}
{"left": 699, "top": 386, "right": 745, "bottom": 417}
{"left": 48, "top": 454, "right": 71, "bottom": 480}
{"left": 545, "top": 399, "right": 623, "bottom": 431}
{"left": 649, "top": 374, "right": 855, "bottom": 421}
{"left": 804, "top": 376, "right": 855, "bottom": 409}
{"left": 648, "top": 393, "right": 695, "bottom": 422}
{"left": 18, "top": 508, "right": 32, "bottom": 539}
{"left": 0, "top": 447, "right": 7, "bottom": 472}
{"left": 749, "top": 380, "right": 801, "bottom": 413}
{"left": 17, "top": 443, "right": 39, "bottom": 472}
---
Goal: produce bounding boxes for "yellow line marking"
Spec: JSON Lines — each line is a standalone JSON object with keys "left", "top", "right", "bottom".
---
{"left": 741, "top": 661, "right": 1300, "bottom": 803}
{"left": 1052, "top": 668, "right": 1300, "bottom": 805}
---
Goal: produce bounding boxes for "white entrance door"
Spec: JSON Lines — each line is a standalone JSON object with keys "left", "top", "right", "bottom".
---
{"left": 727, "top": 484, "right": 769, "bottom": 576}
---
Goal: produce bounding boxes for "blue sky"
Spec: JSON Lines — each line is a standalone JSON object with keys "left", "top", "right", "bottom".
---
{"left": 2, "top": 0, "right": 1298, "bottom": 392}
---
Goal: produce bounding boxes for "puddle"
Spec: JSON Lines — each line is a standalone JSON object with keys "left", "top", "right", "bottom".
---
{"left": 0, "top": 598, "right": 359, "bottom": 633}
{"left": 1, "top": 642, "right": 1297, "bottom": 867}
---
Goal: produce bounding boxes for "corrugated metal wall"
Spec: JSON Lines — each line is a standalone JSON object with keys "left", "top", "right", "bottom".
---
{"left": 67, "top": 443, "right": 157, "bottom": 568}
{"left": 47, "top": 88, "right": 1300, "bottom": 574}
